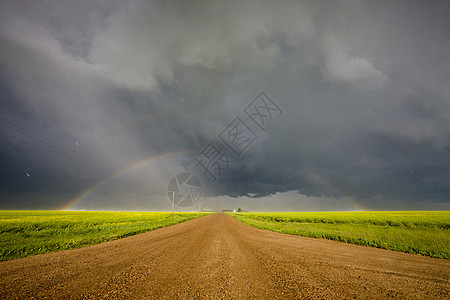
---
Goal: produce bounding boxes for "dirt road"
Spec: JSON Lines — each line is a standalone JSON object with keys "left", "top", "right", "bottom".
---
{"left": 0, "top": 213, "right": 448, "bottom": 299}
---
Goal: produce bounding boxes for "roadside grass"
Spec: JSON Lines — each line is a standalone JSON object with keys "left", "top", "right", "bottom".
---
{"left": 0, "top": 210, "right": 209, "bottom": 261}
{"left": 229, "top": 211, "right": 450, "bottom": 259}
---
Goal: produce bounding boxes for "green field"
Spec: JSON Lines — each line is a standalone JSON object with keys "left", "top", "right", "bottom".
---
{"left": 229, "top": 211, "right": 450, "bottom": 259}
{"left": 0, "top": 211, "right": 208, "bottom": 262}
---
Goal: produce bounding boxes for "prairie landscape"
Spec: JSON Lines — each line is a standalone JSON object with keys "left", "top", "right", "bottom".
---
{"left": 229, "top": 211, "right": 450, "bottom": 259}
{"left": 1, "top": 0, "right": 450, "bottom": 298}
{"left": 1, "top": 211, "right": 449, "bottom": 299}
{"left": 0, "top": 210, "right": 207, "bottom": 261}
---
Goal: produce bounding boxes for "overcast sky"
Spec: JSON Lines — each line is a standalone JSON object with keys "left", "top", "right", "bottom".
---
{"left": 1, "top": 0, "right": 449, "bottom": 211}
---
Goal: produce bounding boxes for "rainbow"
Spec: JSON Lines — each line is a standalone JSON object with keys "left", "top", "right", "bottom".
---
{"left": 307, "top": 170, "right": 367, "bottom": 211}
{"left": 61, "top": 150, "right": 188, "bottom": 210}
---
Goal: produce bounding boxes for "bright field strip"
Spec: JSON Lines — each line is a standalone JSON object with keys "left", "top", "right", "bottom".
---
{"left": 229, "top": 211, "right": 450, "bottom": 259}
{"left": 0, "top": 211, "right": 209, "bottom": 261}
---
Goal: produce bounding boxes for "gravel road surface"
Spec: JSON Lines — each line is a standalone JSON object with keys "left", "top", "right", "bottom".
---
{"left": 1, "top": 213, "right": 448, "bottom": 299}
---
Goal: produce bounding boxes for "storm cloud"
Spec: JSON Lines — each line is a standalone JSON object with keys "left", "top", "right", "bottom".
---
{"left": 1, "top": 0, "right": 449, "bottom": 211}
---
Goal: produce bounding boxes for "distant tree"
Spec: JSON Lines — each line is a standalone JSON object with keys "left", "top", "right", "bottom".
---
{"left": 237, "top": 208, "right": 242, "bottom": 212}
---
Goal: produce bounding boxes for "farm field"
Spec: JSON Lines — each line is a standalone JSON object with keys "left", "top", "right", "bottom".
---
{"left": 1, "top": 213, "right": 449, "bottom": 299}
{"left": 229, "top": 211, "right": 450, "bottom": 259}
{"left": 0, "top": 210, "right": 208, "bottom": 261}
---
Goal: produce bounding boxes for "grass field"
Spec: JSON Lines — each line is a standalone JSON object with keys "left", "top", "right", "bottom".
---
{"left": 0, "top": 210, "right": 208, "bottom": 262}
{"left": 229, "top": 211, "right": 450, "bottom": 259}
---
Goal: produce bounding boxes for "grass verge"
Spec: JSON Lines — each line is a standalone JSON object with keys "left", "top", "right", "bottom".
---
{"left": 0, "top": 210, "right": 209, "bottom": 261}
{"left": 229, "top": 211, "right": 449, "bottom": 259}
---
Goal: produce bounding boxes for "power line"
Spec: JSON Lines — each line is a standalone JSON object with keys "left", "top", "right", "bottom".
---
{"left": 0, "top": 128, "right": 136, "bottom": 186}
{"left": 0, "top": 129, "right": 126, "bottom": 179}
{"left": 0, "top": 117, "right": 140, "bottom": 185}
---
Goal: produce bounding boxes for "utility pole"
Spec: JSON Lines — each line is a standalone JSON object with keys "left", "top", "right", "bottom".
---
{"left": 172, "top": 191, "right": 175, "bottom": 216}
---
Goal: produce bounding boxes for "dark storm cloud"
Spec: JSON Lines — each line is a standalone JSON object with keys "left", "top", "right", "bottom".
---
{"left": 1, "top": 0, "right": 449, "bottom": 210}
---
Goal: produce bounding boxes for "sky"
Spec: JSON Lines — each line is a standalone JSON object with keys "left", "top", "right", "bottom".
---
{"left": 1, "top": 0, "right": 449, "bottom": 211}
